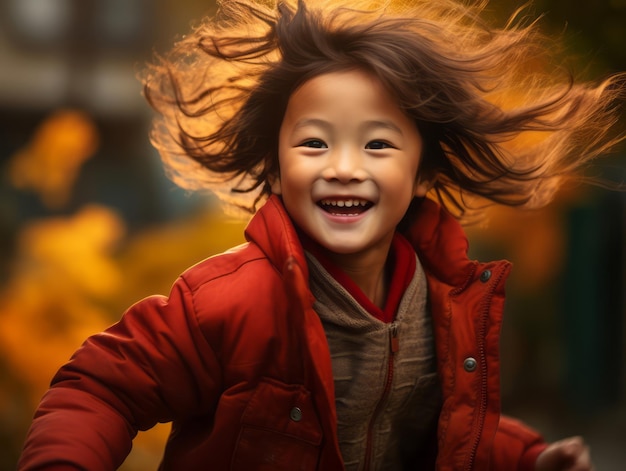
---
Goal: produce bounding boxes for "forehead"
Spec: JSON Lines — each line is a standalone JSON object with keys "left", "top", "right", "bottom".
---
{"left": 291, "top": 68, "right": 388, "bottom": 98}
{"left": 283, "top": 69, "right": 410, "bottom": 125}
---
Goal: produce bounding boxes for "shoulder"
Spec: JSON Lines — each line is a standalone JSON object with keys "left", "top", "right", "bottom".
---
{"left": 180, "top": 241, "right": 283, "bottom": 294}
{"left": 181, "top": 242, "right": 271, "bottom": 289}
{"left": 175, "top": 241, "right": 287, "bottom": 320}
{"left": 166, "top": 241, "right": 290, "bottom": 356}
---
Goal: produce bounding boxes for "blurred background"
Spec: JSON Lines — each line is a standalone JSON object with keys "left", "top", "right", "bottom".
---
{"left": 0, "top": 0, "right": 624, "bottom": 469}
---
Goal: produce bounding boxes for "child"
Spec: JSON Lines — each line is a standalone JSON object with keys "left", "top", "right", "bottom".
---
{"left": 19, "top": 0, "right": 623, "bottom": 469}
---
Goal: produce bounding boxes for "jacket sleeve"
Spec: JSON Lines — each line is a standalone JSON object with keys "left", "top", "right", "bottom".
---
{"left": 490, "top": 415, "right": 548, "bottom": 471}
{"left": 18, "top": 278, "right": 222, "bottom": 471}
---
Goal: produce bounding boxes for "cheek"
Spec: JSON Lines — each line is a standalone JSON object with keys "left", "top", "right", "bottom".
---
{"left": 273, "top": 161, "right": 309, "bottom": 199}
{"left": 377, "top": 164, "right": 418, "bottom": 192}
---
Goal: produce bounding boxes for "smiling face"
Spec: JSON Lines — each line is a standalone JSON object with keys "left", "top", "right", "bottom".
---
{"left": 272, "top": 69, "right": 428, "bottom": 266}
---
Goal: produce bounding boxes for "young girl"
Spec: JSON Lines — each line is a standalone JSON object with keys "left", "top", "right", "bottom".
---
{"left": 19, "top": 0, "right": 623, "bottom": 469}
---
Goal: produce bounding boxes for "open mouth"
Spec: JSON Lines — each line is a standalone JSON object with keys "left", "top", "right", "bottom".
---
{"left": 317, "top": 198, "right": 373, "bottom": 216}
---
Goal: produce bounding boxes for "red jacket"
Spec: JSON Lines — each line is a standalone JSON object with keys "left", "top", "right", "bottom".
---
{"left": 19, "top": 195, "right": 546, "bottom": 470}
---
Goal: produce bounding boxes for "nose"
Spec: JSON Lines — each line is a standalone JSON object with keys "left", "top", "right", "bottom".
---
{"left": 321, "top": 146, "right": 367, "bottom": 183}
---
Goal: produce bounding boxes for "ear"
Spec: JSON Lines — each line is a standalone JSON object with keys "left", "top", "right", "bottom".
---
{"left": 413, "top": 175, "right": 432, "bottom": 198}
{"left": 269, "top": 173, "right": 282, "bottom": 195}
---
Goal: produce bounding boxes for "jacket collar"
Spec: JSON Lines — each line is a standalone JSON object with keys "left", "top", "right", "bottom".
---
{"left": 245, "top": 195, "right": 475, "bottom": 289}
{"left": 402, "top": 198, "right": 477, "bottom": 289}
{"left": 244, "top": 195, "right": 310, "bottom": 280}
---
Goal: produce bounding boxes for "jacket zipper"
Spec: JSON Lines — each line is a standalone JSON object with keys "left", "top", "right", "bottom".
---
{"left": 464, "top": 268, "right": 505, "bottom": 471}
{"left": 364, "top": 323, "right": 399, "bottom": 471}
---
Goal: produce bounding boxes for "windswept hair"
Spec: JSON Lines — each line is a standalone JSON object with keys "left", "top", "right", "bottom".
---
{"left": 142, "top": 0, "right": 625, "bottom": 218}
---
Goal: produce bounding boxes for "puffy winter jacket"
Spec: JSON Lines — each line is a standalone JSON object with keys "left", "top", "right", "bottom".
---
{"left": 18, "top": 195, "right": 546, "bottom": 470}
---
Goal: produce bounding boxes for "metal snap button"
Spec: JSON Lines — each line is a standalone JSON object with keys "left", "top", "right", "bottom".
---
{"left": 463, "top": 357, "right": 477, "bottom": 372}
{"left": 479, "top": 270, "right": 491, "bottom": 283}
{"left": 290, "top": 407, "right": 303, "bottom": 422}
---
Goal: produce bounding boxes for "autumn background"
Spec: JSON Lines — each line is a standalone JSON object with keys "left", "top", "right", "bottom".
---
{"left": 0, "top": 0, "right": 624, "bottom": 469}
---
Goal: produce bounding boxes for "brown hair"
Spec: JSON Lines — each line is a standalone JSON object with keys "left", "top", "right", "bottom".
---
{"left": 142, "top": 0, "right": 625, "bottom": 218}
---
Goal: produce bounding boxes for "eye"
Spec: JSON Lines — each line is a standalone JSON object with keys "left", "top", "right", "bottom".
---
{"left": 366, "top": 140, "right": 395, "bottom": 150}
{"left": 299, "top": 139, "right": 328, "bottom": 149}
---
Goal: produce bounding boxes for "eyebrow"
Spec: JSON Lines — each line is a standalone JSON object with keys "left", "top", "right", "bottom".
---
{"left": 362, "top": 119, "right": 403, "bottom": 135}
{"left": 293, "top": 118, "right": 332, "bottom": 131}
{"left": 293, "top": 118, "right": 404, "bottom": 135}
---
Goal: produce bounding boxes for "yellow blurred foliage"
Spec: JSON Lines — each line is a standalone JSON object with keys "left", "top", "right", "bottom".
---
{"left": 0, "top": 206, "right": 125, "bottom": 402}
{"left": 115, "top": 209, "right": 246, "bottom": 309}
{"left": 8, "top": 109, "right": 99, "bottom": 209}
{"left": 0, "top": 105, "right": 247, "bottom": 467}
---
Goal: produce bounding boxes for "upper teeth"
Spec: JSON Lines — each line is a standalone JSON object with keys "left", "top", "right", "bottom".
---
{"left": 320, "top": 199, "right": 369, "bottom": 208}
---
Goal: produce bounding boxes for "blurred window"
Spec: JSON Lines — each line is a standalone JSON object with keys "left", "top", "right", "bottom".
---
{"left": 6, "top": 0, "right": 72, "bottom": 46}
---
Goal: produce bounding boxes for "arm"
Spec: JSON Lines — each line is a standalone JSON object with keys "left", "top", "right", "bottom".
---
{"left": 18, "top": 279, "right": 221, "bottom": 470}
{"left": 490, "top": 416, "right": 594, "bottom": 471}
{"left": 489, "top": 415, "right": 547, "bottom": 471}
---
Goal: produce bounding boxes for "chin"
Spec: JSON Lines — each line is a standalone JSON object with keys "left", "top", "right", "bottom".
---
{"left": 319, "top": 241, "right": 365, "bottom": 256}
